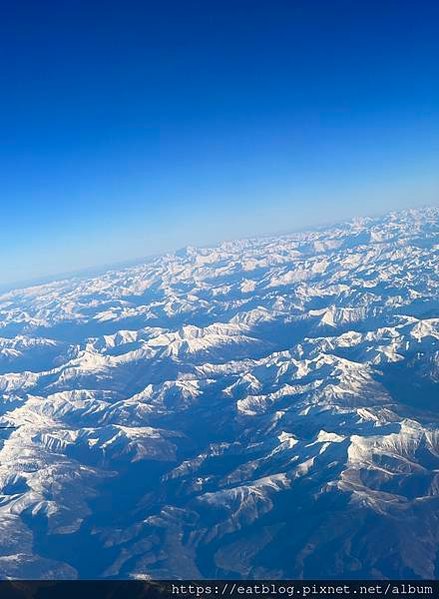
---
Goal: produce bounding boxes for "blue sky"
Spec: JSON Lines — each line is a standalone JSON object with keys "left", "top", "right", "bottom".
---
{"left": 1, "top": 0, "right": 438, "bottom": 286}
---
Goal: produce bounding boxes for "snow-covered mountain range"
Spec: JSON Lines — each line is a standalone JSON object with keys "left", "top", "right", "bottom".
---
{"left": 0, "top": 207, "right": 438, "bottom": 579}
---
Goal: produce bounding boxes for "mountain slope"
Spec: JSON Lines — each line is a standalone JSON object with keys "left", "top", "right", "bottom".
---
{"left": 0, "top": 207, "right": 438, "bottom": 579}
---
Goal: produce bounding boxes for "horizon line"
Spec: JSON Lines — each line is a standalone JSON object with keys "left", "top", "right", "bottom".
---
{"left": 1, "top": 202, "right": 437, "bottom": 296}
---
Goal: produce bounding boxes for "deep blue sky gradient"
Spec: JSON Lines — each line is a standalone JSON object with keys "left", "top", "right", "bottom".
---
{"left": 1, "top": 0, "right": 438, "bottom": 284}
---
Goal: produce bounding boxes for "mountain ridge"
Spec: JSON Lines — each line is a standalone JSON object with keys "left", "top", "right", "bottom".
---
{"left": 0, "top": 206, "right": 438, "bottom": 579}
